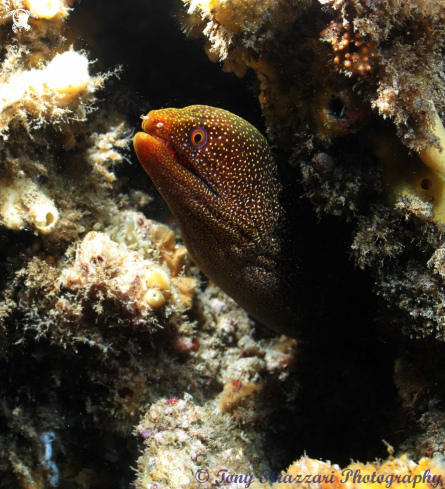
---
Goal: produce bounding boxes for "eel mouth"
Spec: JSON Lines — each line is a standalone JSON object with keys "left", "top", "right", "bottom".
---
{"left": 151, "top": 134, "right": 187, "bottom": 167}
{"left": 148, "top": 132, "right": 219, "bottom": 197}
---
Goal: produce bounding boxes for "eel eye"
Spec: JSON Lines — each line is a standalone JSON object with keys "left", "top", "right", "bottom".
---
{"left": 190, "top": 127, "right": 207, "bottom": 148}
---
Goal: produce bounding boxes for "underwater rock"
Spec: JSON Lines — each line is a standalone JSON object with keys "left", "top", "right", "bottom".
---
{"left": 0, "top": 45, "right": 100, "bottom": 139}
{"left": 134, "top": 395, "right": 260, "bottom": 488}
{"left": 134, "top": 331, "right": 297, "bottom": 489}
{"left": 394, "top": 345, "right": 445, "bottom": 459}
{"left": 1, "top": 0, "right": 445, "bottom": 486}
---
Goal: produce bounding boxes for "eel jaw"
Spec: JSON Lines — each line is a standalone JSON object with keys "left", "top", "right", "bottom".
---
{"left": 134, "top": 131, "right": 218, "bottom": 198}
{"left": 150, "top": 133, "right": 192, "bottom": 172}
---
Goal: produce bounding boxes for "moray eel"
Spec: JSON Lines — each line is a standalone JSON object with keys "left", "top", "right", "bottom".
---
{"left": 133, "top": 105, "right": 299, "bottom": 336}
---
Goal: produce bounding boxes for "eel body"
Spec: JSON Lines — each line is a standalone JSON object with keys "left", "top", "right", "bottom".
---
{"left": 133, "top": 105, "right": 299, "bottom": 336}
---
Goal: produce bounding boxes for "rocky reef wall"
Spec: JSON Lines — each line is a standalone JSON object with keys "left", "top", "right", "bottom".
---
{"left": 1, "top": 0, "right": 445, "bottom": 488}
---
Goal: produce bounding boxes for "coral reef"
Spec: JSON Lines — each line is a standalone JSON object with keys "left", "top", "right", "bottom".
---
{"left": 136, "top": 431, "right": 445, "bottom": 489}
{"left": 183, "top": 0, "right": 445, "bottom": 151}
{"left": 134, "top": 325, "right": 297, "bottom": 488}
{"left": 181, "top": 0, "right": 312, "bottom": 74}
{"left": 134, "top": 395, "right": 260, "bottom": 488}
{"left": 320, "top": 0, "right": 445, "bottom": 152}
{"left": 3, "top": 0, "right": 445, "bottom": 486}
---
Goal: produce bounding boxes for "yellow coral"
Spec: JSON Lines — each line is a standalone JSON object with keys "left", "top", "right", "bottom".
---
{"left": 145, "top": 267, "right": 170, "bottom": 291}
{"left": 419, "top": 106, "right": 445, "bottom": 178}
{"left": 372, "top": 130, "right": 445, "bottom": 223}
{"left": 144, "top": 288, "right": 166, "bottom": 309}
